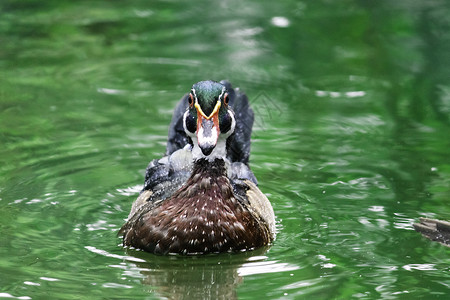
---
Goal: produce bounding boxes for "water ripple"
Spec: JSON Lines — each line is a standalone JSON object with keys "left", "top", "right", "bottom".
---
{"left": 238, "top": 260, "right": 299, "bottom": 276}
{"left": 85, "top": 246, "right": 146, "bottom": 263}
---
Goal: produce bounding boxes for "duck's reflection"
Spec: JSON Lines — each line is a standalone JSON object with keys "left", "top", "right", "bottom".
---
{"left": 125, "top": 248, "right": 270, "bottom": 300}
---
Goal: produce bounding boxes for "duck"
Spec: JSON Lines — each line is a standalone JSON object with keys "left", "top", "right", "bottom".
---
{"left": 119, "top": 80, "right": 275, "bottom": 255}
{"left": 413, "top": 218, "right": 450, "bottom": 247}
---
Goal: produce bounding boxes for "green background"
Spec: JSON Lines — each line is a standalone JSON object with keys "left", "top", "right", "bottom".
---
{"left": 0, "top": 0, "right": 449, "bottom": 299}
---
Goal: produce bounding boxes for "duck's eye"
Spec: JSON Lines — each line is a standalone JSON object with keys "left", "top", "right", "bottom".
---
{"left": 185, "top": 113, "right": 197, "bottom": 133}
{"left": 223, "top": 93, "right": 229, "bottom": 106}
{"left": 188, "top": 93, "right": 194, "bottom": 107}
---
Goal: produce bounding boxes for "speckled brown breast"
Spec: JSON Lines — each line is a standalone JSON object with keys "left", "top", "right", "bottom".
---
{"left": 121, "top": 159, "right": 271, "bottom": 254}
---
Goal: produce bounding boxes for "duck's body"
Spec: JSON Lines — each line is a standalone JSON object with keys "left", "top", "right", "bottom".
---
{"left": 414, "top": 218, "right": 450, "bottom": 247}
{"left": 120, "top": 80, "right": 275, "bottom": 255}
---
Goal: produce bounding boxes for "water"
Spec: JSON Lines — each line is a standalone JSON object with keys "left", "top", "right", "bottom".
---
{"left": 1, "top": 0, "right": 449, "bottom": 299}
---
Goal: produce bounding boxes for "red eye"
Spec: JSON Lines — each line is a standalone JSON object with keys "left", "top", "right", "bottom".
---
{"left": 188, "top": 93, "right": 194, "bottom": 107}
{"left": 223, "top": 93, "right": 229, "bottom": 106}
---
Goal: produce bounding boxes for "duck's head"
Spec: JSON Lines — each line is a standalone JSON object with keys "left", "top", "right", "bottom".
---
{"left": 183, "top": 80, "right": 236, "bottom": 160}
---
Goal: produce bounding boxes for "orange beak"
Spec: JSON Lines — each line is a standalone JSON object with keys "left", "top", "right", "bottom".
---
{"left": 195, "top": 101, "right": 221, "bottom": 156}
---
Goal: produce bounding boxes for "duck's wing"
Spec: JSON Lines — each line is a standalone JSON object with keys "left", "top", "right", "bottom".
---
{"left": 125, "top": 148, "right": 193, "bottom": 220}
{"left": 413, "top": 218, "right": 450, "bottom": 247}
{"left": 231, "top": 178, "right": 276, "bottom": 240}
{"left": 229, "top": 161, "right": 275, "bottom": 240}
{"left": 166, "top": 94, "right": 191, "bottom": 156}
{"left": 220, "top": 80, "right": 254, "bottom": 164}
{"left": 165, "top": 81, "right": 254, "bottom": 164}
{"left": 118, "top": 156, "right": 184, "bottom": 237}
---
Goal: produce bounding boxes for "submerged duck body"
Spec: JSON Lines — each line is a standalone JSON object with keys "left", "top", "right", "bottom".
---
{"left": 120, "top": 80, "right": 275, "bottom": 255}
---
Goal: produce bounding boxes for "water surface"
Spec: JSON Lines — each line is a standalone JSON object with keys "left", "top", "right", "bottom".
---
{"left": 1, "top": 0, "right": 449, "bottom": 299}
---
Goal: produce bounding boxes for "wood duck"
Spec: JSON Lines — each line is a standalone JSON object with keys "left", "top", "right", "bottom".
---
{"left": 119, "top": 80, "right": 275, "bottom": 255}
{"left": 414, "top": 218, "right": 450, "bottom": 247}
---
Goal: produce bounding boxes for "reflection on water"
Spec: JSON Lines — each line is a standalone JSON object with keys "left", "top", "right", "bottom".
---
{"left": 87, "top": 246, "right": 298, "bottom": 300}
{"left": 0, "top": 0, "right": 449, "bottom": 299}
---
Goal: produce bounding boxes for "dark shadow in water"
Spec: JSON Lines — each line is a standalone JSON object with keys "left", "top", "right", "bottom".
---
{"left": 361, "top": 0, "right": 450, "bottom": 210}
{"left": 357, "top": 7, "right": 450, "bottom": 291}
{"left": 361, "top": 1, "right": 450, "bottom": 126}
{"left": 413, "top": 5, "right": 450, "bottom": 125}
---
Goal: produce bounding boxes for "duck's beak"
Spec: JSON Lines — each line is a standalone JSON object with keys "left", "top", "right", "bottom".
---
{"left": 195, "top": 101, "right": 221, "bottom": 156}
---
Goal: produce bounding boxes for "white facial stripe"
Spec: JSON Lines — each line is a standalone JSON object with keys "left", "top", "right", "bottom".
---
{"left": 218, "top": 86, "right": 226, "bottom": 102}
{"left": 230, "top": 110, "right": 236, "bottom": 134}
{"left": 191, "top": 88, "right": 198, "bottom": 105}
{"left": 182, "top": 111, "right": 191, "bottom": 135}
{"left": 192, "top": 86, "right": 226, "bottom": 105}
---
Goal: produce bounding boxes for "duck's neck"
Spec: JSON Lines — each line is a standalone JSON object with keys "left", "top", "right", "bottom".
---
{"left": 190, "top": 135, "right": 229, "bottom": 162}
{"left": 192, "top": 157, "right": 228, "bottom": 178}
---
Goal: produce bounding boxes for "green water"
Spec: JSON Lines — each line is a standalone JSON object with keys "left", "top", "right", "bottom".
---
{"left": 1, "top": 0, "right": 449, "bottom": 299}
